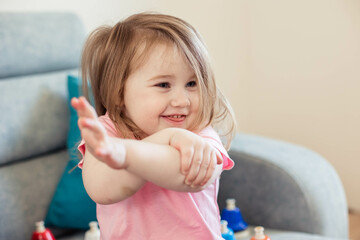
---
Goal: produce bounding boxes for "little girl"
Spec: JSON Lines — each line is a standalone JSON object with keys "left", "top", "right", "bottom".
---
{"left": 71, "top": 12, "right": 236, "bottom": 239}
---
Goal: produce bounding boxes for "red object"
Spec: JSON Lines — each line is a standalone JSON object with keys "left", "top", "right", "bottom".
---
{"left": 31, "top": 228, "right": 55, "bottom": 240}
{"left": 250, "top": 226, "right": 271, "bottom": 240}
{"left": 251, "top": 236, "right": 271, "bottom": 240}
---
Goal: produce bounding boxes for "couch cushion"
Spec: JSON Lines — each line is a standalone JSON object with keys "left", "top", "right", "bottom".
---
{"left": 0, "top": 12, "right": 85, "bottom": 78}
{"left": 0, "top": 70, "right": 77, "bottom": 165}
{"left": 219, "top": 133, "right": 348, "bottom": 238}
{"left": 0, "top": 149, "right": 68, "bottom": 240}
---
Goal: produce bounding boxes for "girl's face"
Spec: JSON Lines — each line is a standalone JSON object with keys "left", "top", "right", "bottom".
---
{"left": 123, "top": 43, "right": 200, "bottom": 136}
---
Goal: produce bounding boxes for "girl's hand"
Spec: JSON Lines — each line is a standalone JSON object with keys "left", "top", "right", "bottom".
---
{"left": 169, "top": 129, "right": 223, "bottom": 187}
{"left": 70, "top": 96, "right": 127, "bottom": 169}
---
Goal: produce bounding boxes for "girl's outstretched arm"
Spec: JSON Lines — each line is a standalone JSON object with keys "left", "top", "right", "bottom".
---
{"left": 71, "top": 97, "right": 223, "bottom": 204}
{"left": 71, "top": 97, "right": 146, "bottom": 204}
{"left": 71, "top": 97, "right": 127, "bottom": 169}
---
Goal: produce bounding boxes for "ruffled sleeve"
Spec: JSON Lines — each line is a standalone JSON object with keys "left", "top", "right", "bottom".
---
{"left": 197, "top": 127, "right": 234, "bottom": 171}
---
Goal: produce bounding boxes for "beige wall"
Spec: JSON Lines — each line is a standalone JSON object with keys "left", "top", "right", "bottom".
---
{"left": 2, "top": 0, "right": 359, "bottom": 211}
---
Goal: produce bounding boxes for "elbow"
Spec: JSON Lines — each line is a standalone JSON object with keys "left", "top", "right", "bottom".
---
{"left": 87, "top": 189, "right": 136, "bottom": 205}
{"left": 89, "top": 194, "right": 117, "bottom": 205}
{"left": 84, "top": 185, "right": 116, "bottom": 205}
{"left": 92, "top": 196, "right": 127, "bottom": 205}
{"left": 84, "top": 184, "right": 137, "bottom": 205}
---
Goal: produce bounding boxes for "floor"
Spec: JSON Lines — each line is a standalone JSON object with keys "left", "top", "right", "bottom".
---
{"left": 350, "top": 211, "right": 360, "bottom": 240}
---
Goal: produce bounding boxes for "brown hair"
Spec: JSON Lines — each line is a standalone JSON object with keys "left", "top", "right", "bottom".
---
{"left": 81, "top": 12, "right": 236, "bottom": 149}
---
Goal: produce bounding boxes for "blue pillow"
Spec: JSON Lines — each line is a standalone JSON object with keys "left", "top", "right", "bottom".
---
{"left": 45, "top": 75, "right": 97, "bottom": 229}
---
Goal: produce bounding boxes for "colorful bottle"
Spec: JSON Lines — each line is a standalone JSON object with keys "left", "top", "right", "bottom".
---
{"left": 250, "top": 226, "right": 271, "bottom": 240}
{"left": 221, "top": 198, "right": 249, "bottom": 238}
{"left": 220, "top": 220, "right": 236, "bottom": 240}
{"left": 31, "top": 221, "right": 55, "bottom": 240}
{"left": 84, "top": 221, "right": 100, "bottom": 240}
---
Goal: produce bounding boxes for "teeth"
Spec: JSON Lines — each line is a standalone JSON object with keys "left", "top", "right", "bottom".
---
{"left": 169, "top": 115, "right": 183, "bottom": 118}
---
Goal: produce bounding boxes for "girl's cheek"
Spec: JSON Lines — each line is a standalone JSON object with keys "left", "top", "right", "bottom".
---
{"left": 192, "top": 95, "right": 200, "bottom": 112}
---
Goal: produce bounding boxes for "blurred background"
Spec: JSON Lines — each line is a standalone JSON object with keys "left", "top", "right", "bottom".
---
{"left": 1, "top": 0, "right": 359, "bottom": 213}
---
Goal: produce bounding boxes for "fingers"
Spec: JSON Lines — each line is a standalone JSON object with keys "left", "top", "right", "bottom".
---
{"left": 188, "top": 146, "right": 212, "bottom": 187}
{"left": 72, "top": 97, "right": 127, "bottom": 169}
{"left": 200, "top": 151, "right": 216, "bottom": 186}
{"left": 180, "top": 148, "right": 194, "bottom": 174}
{"left": 78, "top": 116, "right": 108, "bottom": 146}
{"left": 184, "top": 145, "right": 222, "bottom": 188}
{"left": 71, "top": 96, "right": 97, "bottom": 119}
{"left": 81, "top": 128, "right": 103, "bottom": 155}
{"left": 78, "top": 118, "right": 105, "bottom": 137}
{"left": 73, "top": 96, "right": 104, "bottom": 147}
{"left": 184, "top": 146, "right": 203, "bottom": 185}
{"left": 74, "top": 100, "right": 109, "bottom": 162}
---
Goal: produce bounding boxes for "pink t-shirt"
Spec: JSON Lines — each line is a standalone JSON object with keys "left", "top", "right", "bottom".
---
{"left": 78, "top": 114, "right": 234, "bottom": 240}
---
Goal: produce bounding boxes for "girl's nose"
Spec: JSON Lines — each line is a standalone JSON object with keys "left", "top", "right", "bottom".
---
{"left": 170, "top": 90, "right": 190, "bottom": 108}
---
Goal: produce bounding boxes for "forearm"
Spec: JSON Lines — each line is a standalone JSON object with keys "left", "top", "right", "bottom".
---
{"left": 81, "top": 129, "right": 187, "bottom": 204}
{"left": 121, "top": 139, "right": 204, "bottom": 192}
{"left": 121, "top": 128, "right": 222, "bottom": 192}
{"left": 82, "top": 128, "right": 222, "bottom": 204}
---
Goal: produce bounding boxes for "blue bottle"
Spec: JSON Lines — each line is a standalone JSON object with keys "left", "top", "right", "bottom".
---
{"left": 221, "top": 220, "right": 236, "bottom": 240}
{"left": 221, "top": 199, "right": 248, "bottom": 233}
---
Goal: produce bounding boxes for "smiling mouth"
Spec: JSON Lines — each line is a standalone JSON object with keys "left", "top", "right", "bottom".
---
{"left": 162, "top": 115, "right": 186, "bottom": 123}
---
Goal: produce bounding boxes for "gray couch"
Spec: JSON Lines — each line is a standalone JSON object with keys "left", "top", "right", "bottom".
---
{"left": 0, "top": 12, "right": 348, "bottom": 240}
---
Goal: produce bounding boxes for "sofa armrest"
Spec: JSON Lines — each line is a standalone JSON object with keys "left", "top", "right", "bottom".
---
{"left": 218, "top": 133, "right": 348, "bottom": 239}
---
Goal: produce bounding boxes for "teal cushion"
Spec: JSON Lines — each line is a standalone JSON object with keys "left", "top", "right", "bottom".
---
{"left": 45, "top": 75, "right": 96, "bottom": 229}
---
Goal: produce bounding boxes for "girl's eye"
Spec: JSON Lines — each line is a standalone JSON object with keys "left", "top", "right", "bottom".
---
{"left": 156, "top": 82, "right": 170, "bottom": 88}
{"left": 187, "top": 81, "right": 197, "bottom": 87}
